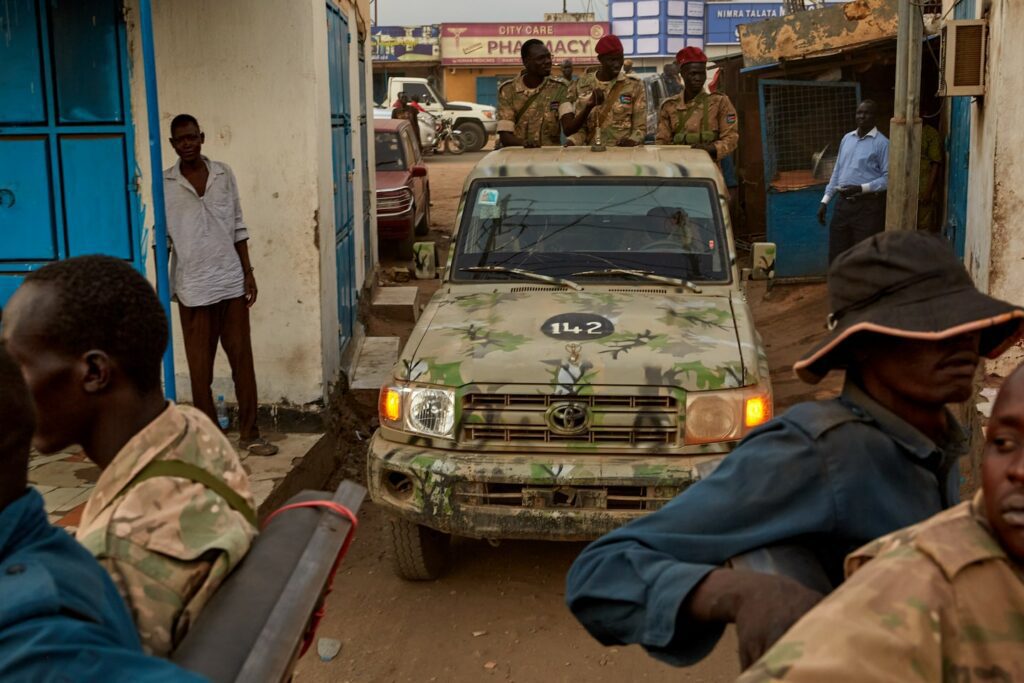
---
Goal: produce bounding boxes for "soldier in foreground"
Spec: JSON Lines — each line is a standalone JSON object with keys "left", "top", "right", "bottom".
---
{"left": 565, "top": 231, "right": 1024, "bottom": 668}
{"left": 0, "top": 345, "right": 203, "bottom": 679}
{"left": 739, "top": 363, "right": 1024, "bottom": 681}
{"left": 655, "top": 47, "right": 738, "bottom": 162}
{"left": 561, "top": 34, "right": 646, "bottom": 147}
{"left": 496, "top": 39, "right": 570, "bottom": 148}
{"left": 1, "top": 255, "right": 256, "bottom": 656}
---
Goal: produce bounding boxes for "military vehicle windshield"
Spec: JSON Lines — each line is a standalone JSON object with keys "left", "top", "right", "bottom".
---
{"left": 453, "top": 179, "right": 730, "bottom": 284}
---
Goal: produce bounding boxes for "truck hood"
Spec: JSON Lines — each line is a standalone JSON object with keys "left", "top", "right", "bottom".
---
{"left": 397, "top": 289, "right": 748, "bottom": 392}
{"left": 447, "top": 101, "right": 495, "bottom": 113}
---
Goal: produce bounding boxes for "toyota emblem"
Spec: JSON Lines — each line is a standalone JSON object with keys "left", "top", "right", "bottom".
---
{"left": 546, "top": 402, "right": 591, "bottom": 436}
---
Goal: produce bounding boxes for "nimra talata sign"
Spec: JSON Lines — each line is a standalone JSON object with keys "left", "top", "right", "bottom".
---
{"left": 705, "top": 1, "right": 847, "bottom": 45}
{"left": 440, "top": 22, "right": 610, "bottom": 66}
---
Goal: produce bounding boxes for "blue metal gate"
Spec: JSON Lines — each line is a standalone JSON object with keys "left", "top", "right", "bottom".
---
{"left": 0, "top": 0, "right": 140, "bottom": 304}
{"left": 327, "top": 4, "right": 356, "bottom": 351}
{"left": 759, "top": 79, "right": 860, "bottom": 278}
{"left": 944, "top": 0, "right": 975, "bottom": 259}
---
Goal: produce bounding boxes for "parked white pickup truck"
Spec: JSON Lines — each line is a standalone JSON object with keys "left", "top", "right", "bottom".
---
{"left": 384, "top": 77, "right": 496, "bottom": 152}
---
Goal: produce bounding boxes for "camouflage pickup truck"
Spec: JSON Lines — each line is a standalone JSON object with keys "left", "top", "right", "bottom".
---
{"left": 368, "top": 146, "right": 777, "bottom": 579}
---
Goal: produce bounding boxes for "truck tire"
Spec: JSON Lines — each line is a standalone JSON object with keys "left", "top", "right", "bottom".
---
{"left": 415, "top": 192, "right": 431, "bottom": 236}
{"left": 397, "top": 223, "right": 416, "bottom": 260}
{"left": 388, "top": 516, "right": 450, "bottom": 580}
{"left": 455, "top": 121, "right": 486, "bottom": 152}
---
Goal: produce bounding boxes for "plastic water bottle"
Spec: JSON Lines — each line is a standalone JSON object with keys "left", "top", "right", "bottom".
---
{"left": 216, "top": 395, "right": 230, "bottom": 430}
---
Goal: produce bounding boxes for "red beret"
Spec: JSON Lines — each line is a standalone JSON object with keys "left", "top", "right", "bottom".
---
{"left": 676, "top": 46, "right": 708, "bottom": 66}
{"left": 596, "top": 34, "right": 624, "bottom": 56}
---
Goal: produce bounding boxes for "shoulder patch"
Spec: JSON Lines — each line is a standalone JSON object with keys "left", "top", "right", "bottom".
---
{"left": 725, "top": 113, "right": 737, "bottom": 124}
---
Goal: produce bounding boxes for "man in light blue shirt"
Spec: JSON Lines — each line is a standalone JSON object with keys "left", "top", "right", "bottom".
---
{"left": 816, "top": 100, "right": 889, "bottom": 263}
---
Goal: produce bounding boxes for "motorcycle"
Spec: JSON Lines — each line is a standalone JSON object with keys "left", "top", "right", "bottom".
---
{"left": 433, "top": 116, "right": 465, "bottom": 155}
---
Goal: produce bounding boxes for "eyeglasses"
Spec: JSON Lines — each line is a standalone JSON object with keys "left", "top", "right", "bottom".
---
{"left": 171, "top": 133, "right": 201, "bottom": 144}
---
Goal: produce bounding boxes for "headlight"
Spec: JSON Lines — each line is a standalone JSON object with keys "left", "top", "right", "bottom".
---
{"left": 684, "top": 387, "right": 772, "bottom": 445}
{"left": 379, "top": 384, "right": 457, "bottom": 438}
{"left": 483, "top": 111, "right": 494, "bottom": 119}
{"left": 408, "top": 388, "right": 455, "bottom": 436}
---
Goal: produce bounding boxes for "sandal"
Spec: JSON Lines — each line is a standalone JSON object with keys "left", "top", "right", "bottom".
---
{"left": 239, "top": 437, "right": 279, "bottom": 456}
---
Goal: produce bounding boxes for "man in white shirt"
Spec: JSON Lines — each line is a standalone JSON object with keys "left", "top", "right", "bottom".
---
{"left": 816, "top": 100, "right": 889, "bottom": 263}
{"left": 163, "top": 114, "right": 278, "bottom": 456}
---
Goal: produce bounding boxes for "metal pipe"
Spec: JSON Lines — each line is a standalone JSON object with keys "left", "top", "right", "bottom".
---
{"left": 138, "top": 0, "right": 176, "bottom": 400}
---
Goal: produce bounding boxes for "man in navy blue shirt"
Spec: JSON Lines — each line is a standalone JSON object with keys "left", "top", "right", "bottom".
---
{"left": 816, "top": 100, "right": 889, "bottom": 263}
{"left": 566, "top": 232, "right": 1024, "bottom": 669}
{"left": 0, "top": 344, "right": 203, "bottom": 681}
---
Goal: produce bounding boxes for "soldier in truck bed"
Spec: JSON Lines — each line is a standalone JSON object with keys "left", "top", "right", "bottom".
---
{"left": 496, "top": 39, "right": 570, "bottom": 148}
{"left": 561, "top": 34, "right": 646, "bottom": 148}
{"left": 655, "top": 47, "right": 738, "bottom": 162}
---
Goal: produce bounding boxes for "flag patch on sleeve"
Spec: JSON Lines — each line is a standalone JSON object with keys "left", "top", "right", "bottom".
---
{"left": 725, "top": 113, "right": 737, "bottom": 124}
{"left": 620, "top": 94, "right": 633, "bottom": 105}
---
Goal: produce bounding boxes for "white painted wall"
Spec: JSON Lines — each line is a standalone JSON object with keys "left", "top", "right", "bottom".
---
{"left": 127, "top": 0, "right": 375, "bottom": 408}
{"left": 958, "top": 0, "right": 1024, "bottom": 374}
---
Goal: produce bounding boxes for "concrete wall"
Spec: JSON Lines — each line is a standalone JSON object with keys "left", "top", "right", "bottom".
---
{"left": 126, "top": 0, "right": 373, "bottom": 409}
{"left": 958, "top": 0, "right": 1024, "bottom": 374}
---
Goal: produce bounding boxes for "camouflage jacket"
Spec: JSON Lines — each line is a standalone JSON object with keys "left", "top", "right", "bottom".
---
{"left": 496, "top": 74, "right": 571, "bottom": 147}
{"left": 567, "top": 71, "right": 647, "bottom": 146}
{"left": 655, "top": 91, "right": 738, "bottom": 159}
{"left": 738, "top": 492, "right": 1024, "bottom": 682}
{"left": 76, "top": 403, "right": 256, "bottom": 656}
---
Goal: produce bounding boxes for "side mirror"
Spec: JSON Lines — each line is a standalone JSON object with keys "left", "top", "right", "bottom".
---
{"left": 410, "top": 165, "right": 428, "bottom": 178}
{"left": 749, "top": 242, "right": 777, "bottom": 281}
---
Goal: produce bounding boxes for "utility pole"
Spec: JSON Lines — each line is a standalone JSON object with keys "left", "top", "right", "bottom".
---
{"left": 886, "top": 0, "right": 924, "bottom": 230}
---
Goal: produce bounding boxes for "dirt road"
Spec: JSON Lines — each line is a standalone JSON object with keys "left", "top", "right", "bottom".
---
{"left": 296, "top": 149, "right": 840, "bottom": 683}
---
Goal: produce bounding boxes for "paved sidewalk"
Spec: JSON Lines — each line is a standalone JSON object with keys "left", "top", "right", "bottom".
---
{"left": 30, "top": 431, "right": 324, "bottom": 533}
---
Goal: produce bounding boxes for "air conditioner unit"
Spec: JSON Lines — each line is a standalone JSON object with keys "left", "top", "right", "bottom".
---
{"left": 938, "top": 19, "right": 987, "bottom": 97}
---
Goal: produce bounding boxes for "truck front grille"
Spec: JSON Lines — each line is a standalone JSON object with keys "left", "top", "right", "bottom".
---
{"left": 460, "top": 393, "right": 679, "bottom": 446}
{"left": 453, "top": 482, "right": 678, "bottom": 511}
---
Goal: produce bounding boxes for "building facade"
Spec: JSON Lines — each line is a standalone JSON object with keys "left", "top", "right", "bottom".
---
{"left": 0, "top": 0, "right": 377, "bottom": 413}
{"left": 948, "top": 0, "right": 1024, "bottom": 374}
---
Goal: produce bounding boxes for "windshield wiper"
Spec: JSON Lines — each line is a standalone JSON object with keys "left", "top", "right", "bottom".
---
{"left": 570, "top": 268, "right": 702, "bottom": 293}
{"left": 460, "top": 266, "right": 582, "bottom": 291}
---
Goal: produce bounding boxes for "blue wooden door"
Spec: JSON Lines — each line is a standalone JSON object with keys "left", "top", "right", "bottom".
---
{"left": 475, "top": 77, "right": 502, "bottom": 108}
{"left": 0, "top": 0, "right": 140, "bottom": 303}
{"left": 759, "top": 79, "right": 860, "bottom": 278}
{"left": 944, "top": 0, "right": 975, "bottom": 258}
{"left": 327, "top": 4, "right": 356, "bottom": 350}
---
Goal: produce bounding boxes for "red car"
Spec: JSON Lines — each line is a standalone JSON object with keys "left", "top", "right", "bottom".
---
{"left": 375, "top": 119, "right": 430, "bottom": 258}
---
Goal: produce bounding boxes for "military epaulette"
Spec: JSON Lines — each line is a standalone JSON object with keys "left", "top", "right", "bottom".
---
{"left": 658, "top": 96, "right": 681, "bottom": 111}
{"left": 549, "top": 76, "right": 569, "bottom": 85}
{"left": 624, "top": 72, "right": 641, "bottom": 80}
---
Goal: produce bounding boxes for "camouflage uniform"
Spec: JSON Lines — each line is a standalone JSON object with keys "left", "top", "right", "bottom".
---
{"left": 76, "top": 403, "right": 256, "bottom": 656}
{"left": 738, "top": 491, "right": 1024, "bottom": 682}
{"left": 567, "top": 71, "right": 647, "bottom": 146}
{"left": 496, "top": 75, "right": 571, "bottom": 147}
{"left": 655, "top": 91, "right": 738, "bottom": 159}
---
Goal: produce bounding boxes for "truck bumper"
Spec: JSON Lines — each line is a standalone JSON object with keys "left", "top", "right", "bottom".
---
{"left": 482, "top": 120, "right": 497, "bottom": 134}
{"left": 367, "top": 432, "right": 727, "bottom": 541}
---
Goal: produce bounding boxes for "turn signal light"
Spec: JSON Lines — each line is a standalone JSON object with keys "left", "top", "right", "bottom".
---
{"left": 380, "top": 388, "right": 402, "bottom": 423}
{"left": 745, "top": 395, "right": 771, "bottom": 428}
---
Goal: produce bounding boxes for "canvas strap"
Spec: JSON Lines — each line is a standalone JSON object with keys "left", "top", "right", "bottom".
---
{"left": 675, "top": 92, "right": 712, "bottom": 142}
{"left": 128, "top": 460, "right": 258, "bottom": 527}
{"left": 595, "top": 79, "right": 628, "bottom": 130}
{"left": 514, "top": 86, "right": 546, "bottom": 125}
